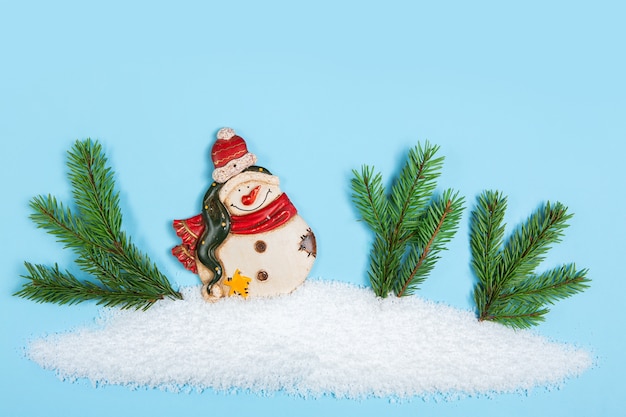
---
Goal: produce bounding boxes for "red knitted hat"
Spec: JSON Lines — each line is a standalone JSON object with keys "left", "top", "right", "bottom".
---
{"left": 211, "top": 128, "right": 257, "bottom": 183}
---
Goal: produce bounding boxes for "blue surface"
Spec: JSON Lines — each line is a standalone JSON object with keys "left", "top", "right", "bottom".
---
{"left": 1, "top": 1, "right": 624, "bottom": 416}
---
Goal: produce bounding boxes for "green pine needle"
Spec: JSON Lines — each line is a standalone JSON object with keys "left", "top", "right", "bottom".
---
{"left": 388, "top": 142, "right": 444, "bottom": 232}
{"left": 350, "top": 165, "right": 389, "bottom": 236}
{"left": 351, "top": 142, "right": 464, "bottom": 297}
{"left": 470, "top": 190, "right": 590, "bottom": 328}
{"left": 469, "top": 190, "right": 507, "bottom": 293}
{"left": 14, "top": 139, "right": 182, "bottom": 310}
{"left": 395, "top": 189, "right": 465, "bottom": 296}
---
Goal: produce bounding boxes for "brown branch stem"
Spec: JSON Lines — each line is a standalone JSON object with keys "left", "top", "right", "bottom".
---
{"left": 397, "top": 198, "right": 453, "bottom": 297}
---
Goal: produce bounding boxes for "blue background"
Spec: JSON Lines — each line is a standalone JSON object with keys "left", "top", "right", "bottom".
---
{"left": 1, "top": 1, "right": 624, "bottom": 416}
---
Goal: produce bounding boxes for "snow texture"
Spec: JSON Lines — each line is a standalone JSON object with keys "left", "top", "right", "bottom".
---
{"left": 26, "top": 280, "right": 592, "bottom": 400}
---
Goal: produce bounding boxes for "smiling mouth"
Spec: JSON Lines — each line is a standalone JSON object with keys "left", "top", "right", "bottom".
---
{"left": 231, "top": 189, "right": 272, "bottom": 212}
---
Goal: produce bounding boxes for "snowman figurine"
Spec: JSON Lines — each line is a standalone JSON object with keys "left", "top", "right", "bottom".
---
{"left": 172, "top": 128, "right": 316, "bottom": 301}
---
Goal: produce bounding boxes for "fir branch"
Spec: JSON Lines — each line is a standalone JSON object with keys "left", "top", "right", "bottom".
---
{"left": 15, "top": 139, "right": 182, "bottom": 310}
{"left": 389, "top": 142, "right": 443, "bottom": 235}
{"left": 470, "top": 191, "right": 507, "bottom": 315}
{"left": 471, "top": 190, "right": 590, "bottom": 328}
{"left": 469, "top": 190, "right": 507, "bottom": 294}
{"left": 67, "top": 140, "right": 122, "bottom": 244}
{"left": 16, "top": 262, "right": 169, "bottom": 310}
{"left": 498, "top": 264, "right": 590, "bottom": 306}
{"left": 367, "top": 234, "right": 399, "bottom": 296}
{"left": 380, "top": 143, "right": 445, "bottom": 296}
{"left": 351, "top": 141, "right": 463, "bottom": 297}
{"left": 478, "top": 300, "right": 549, "bottom": 329}
{"left": 16, "top": 262, "right": 110, "bottom": 307}
{"left": 29, "top": 194, "right": 89, "bottom": 251}
{"left": 351, "top": 165, "right": 389, "bottom": 236}
{"left": 395, "top": 190, "right": 465, "bottom": 296}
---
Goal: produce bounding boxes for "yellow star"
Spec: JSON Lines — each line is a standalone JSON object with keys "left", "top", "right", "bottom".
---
{"left": 222, "top": 269, "right": 251, "bottom": 298}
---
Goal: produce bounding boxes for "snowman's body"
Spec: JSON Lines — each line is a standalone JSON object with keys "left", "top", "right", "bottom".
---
{"left": 215, "top": 214, "right": 314, "bottom": 297}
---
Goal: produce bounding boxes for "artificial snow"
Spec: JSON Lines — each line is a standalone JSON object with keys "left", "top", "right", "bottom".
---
{"left": 26, "top": 280, "right": 593, "bottom": 400}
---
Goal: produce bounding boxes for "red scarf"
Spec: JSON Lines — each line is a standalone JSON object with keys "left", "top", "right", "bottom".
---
{"left": 230, "top": 193, "right": 297, "bottom": 235}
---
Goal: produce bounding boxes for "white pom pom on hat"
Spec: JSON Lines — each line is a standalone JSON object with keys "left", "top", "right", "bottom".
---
{"left": 216, "top": 127, "right": 236, "bottom": 140}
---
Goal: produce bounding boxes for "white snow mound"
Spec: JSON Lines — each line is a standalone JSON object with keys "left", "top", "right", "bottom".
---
{"left": 26, "top": 280, "right": 593, "bottom": 399}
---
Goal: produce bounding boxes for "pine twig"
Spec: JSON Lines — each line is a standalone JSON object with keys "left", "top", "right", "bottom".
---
{"left": 350, "top": 165, "right": 389, "bottom": 236}
{"left": 470, "top": 190, "right": 590, "bottom": 328}
{"left": 395, "top": 190, "right": 464, "bottom": 297}
{"left": 14, "top": 139, "right": 182, "bottom": 310}
{"left": 16, "top": 262, "right": 169, "bottom": 309}
{"left": 351, "top": 142, "right": 463, "bottom": 297}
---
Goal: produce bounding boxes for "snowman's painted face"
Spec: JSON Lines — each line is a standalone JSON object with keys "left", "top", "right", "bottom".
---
{"left": 219, "top": 171, "right": 282, "bottom": 216}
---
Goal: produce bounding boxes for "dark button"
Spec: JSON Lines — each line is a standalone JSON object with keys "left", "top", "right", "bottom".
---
{"left": 256, "top": 270, "right": 269, "bottom": 281}
{"left": 254, "top": 240, "right": 267, "bottom": 253}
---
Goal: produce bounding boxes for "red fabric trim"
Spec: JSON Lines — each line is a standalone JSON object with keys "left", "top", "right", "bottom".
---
{"left": 172, "top": 244, "right": 199, "bottom": 273}
{"left": 172, "top": 214, "right": 206, "bottom": 273}
{"left": 173, "top": 214, "right": 206, "bottom": 250}
{"left": 230, "top": 193, "right": 297, "bottom": 235}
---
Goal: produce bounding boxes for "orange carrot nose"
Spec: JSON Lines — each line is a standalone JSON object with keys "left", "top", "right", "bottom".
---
{"left": 241, "top": 186, "right": 261, "bottom": 206}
